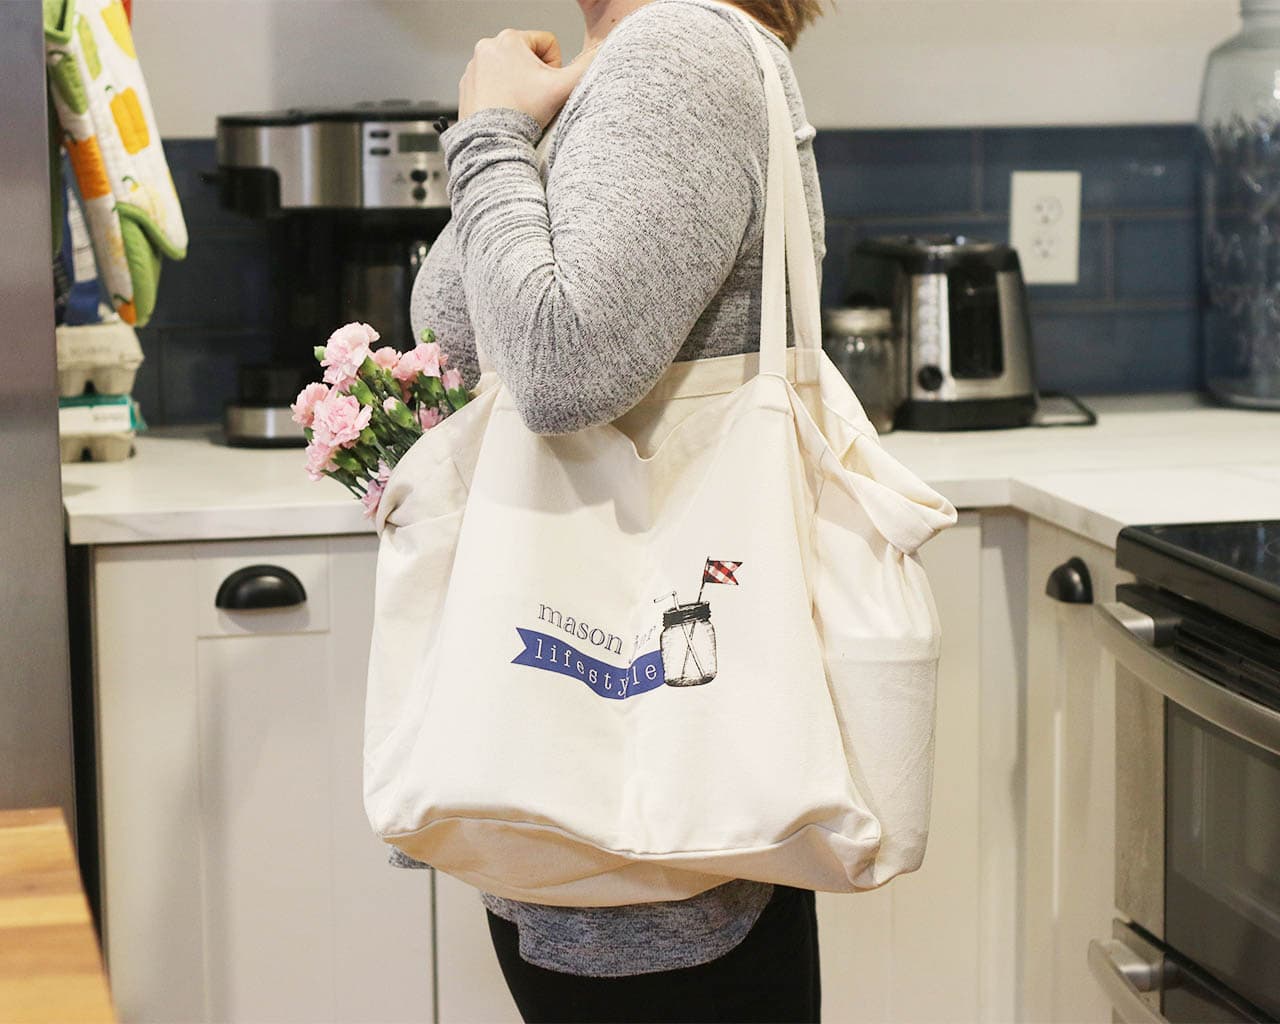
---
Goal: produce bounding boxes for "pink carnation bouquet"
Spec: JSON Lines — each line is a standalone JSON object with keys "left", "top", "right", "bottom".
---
{"left": 292, "top": 322, "right": 471, "bottom": 518}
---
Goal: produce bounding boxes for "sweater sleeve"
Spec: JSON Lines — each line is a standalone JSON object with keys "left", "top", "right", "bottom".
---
{"left": 439, "top": 3, "right": 765, "bottom": 435}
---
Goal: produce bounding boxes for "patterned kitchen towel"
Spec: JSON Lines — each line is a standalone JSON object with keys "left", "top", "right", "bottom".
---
{"left": 44, "top": 0, "right": 187, "bottom": 327}
{"left": 56, "top": 156, "right": 113, "bottom": 326}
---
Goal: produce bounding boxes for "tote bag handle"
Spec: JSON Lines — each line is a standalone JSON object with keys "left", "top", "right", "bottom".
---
{"left": 733, "top": 4, "right": 824, "bottom": 380}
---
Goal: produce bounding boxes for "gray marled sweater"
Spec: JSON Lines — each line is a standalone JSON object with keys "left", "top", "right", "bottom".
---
{"left": 405, "top": 0, "right": 825, "bottom": 978}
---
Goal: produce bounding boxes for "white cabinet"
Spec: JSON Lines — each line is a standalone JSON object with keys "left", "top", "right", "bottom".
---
{"left": 1021, "top": 518, "right": 1132, "bottom": 1024}
{"left": 93, "top": 535, "right": 434, "bottom": 1023}
{"left": 435, "top": 874, "right": 522, "bottom": 1023}
{"left": 817, "top": 511, "right": 1025, "bottom": 1024}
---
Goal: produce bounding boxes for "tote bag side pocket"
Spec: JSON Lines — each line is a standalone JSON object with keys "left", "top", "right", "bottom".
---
{"left": 811, "top": 465, "right": 945, "bottom": 887}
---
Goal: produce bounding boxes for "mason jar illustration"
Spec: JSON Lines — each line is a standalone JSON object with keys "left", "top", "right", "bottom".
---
{"left": 660, "top": 601, "right": 718, "bottom": 687}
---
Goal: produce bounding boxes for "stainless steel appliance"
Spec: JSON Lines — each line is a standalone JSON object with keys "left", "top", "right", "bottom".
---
{"left": 1093, "top": 521, "right": 1280, "bottom": 1023}
{"left": 852, "top": 235, "right": 1039, "bottom": 430}
{"left": 214, "top": 101, "right": 455, "bottom": 446}
{"left": 0, "top": 0, "right": 79, "bottom": 881}
{"left": 216, "top": 101, "right": 454, "bottom": 213}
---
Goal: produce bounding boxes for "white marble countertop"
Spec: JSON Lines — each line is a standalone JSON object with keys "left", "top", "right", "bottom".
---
{"left": 62, "top": 393, "right": 1280, "bottom": 549}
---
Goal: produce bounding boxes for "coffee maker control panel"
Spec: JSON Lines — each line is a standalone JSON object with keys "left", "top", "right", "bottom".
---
{"left": 361, "top": 121, "right": 451, "bottom": 209}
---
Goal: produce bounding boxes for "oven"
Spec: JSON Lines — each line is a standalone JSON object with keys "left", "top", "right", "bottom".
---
{"left": 1091, "top": 522, "right": 1280, "bottom": 1024}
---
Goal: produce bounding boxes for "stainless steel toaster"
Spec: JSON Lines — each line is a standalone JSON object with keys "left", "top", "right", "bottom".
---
{"left": 853, "top": 235, "right": 1039, "bottom": 430}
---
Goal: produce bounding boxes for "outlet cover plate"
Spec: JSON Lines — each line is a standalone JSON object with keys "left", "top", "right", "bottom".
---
{"left": 1009, "top": 171, "right": 1082, "bottom": 285}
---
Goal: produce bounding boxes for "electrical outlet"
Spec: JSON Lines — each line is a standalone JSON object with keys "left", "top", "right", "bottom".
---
{"left": 1009, "top": 171, "right": 1082, "bottom": 285}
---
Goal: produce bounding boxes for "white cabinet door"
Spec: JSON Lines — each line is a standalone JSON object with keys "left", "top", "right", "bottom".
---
{"left": 95, "top": 543, "right": 207, "bottom": 1024}
{"left": 818, "top": 512, "right": 999, "bottom": 1023}
{"left": 434, "top": 872, "right": 522, "bottom": 1024}
{"left": 1022, "top": 519, "right": 1131, "bottom": 1024}
{"left": 94, "top": 536, "right": 433, "bottom": 1024}
{"left": 328, "top": 536, "right": 437, "bottom": 1024}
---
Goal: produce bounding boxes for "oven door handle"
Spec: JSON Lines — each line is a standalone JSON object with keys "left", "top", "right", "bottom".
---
{"left": 1096, "top": 601, "right": 1280, "bottom": 758}
{"left": 1088, "top": 938, "right": 1170, "bottom": 1024}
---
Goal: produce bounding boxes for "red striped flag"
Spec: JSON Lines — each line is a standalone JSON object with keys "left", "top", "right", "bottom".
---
{"left": 702, "top": 559, "right": 742, "bottom": 586}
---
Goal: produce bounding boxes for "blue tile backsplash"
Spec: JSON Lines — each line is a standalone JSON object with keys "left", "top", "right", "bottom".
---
{"left": 143, "top": 126, "right": 1201, "bottom": 425}
{"left": 814, "top": 124, "right": 1202, "bottom": 402}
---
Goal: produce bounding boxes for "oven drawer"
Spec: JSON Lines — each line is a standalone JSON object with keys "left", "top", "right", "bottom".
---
{"left": 1095, "top": 599, "right": 1280, "bottom": 1023}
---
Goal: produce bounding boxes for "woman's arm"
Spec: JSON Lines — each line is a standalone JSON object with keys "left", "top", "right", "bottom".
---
{"left": 440, "top": 3, "right": 766, "bottom": 435}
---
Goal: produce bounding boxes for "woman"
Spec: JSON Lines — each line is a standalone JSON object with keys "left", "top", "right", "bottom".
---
{"left": 404, "top": 0, "right": 827, "bottom": 1019}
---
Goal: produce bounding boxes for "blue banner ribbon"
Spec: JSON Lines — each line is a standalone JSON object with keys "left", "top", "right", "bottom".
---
{"left": 511, "top": 628, "right": 665, "bottom": 700}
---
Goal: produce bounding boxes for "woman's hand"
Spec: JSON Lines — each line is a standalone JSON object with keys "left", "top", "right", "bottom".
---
{"left": 458, "top": 29, "right": 598, "bottom": 128}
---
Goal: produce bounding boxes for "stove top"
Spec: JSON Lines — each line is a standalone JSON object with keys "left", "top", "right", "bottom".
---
{"left": 1117, "top": 521, "right": 1280, "bottom": 642}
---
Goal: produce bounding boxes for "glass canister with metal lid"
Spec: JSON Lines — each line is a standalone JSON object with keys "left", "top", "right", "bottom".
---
{"left": 822, "top": 306, "right": 901, "bottom": 432}
{"left": 1200, "top": 0, "right": 1280, "bottom": 408}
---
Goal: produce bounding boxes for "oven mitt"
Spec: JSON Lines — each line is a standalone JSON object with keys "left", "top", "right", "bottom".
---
{"left": 44, "top": 0, "right": 187, "bottom": 327}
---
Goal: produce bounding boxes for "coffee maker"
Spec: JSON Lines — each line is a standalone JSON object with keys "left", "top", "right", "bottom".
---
{"left": 214, "top": 100, "right": 455, "bottom": 445}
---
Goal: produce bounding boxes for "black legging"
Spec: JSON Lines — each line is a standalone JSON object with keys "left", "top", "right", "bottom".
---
{"left": 486, "top": 884, "right": 821, "bottom": 1023}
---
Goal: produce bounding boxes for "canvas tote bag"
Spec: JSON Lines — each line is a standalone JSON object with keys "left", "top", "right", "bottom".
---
{"left": 363, "top": 2, "right": 959, "bottom": 908}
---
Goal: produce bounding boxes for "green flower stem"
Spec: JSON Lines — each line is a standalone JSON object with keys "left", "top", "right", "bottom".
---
{"left": 331, "top": 476, "right": 366, "bottom": 499}
{"left": 326, "top": 468, "right": 367, "bottom": 498}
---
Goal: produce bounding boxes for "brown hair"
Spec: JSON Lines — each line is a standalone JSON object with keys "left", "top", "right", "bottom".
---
{"left": 725, "top": 0, "right": 826, "bottom": 48}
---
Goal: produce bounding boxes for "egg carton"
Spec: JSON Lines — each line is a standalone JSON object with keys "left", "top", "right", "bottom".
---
{"left": 58, "top": 393, "right": 145, "bottom": 463}
{"left": 56, "top": 320, "right": 144, "bottom": 398}
{"left": 59, "top": 432, "right": 136, "bottom": 463}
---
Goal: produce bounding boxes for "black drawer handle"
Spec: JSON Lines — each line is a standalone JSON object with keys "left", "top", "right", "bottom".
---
{"left": 215, "top": 565, "right": 307, "bottom": 610}
{"left": 1046, "top": 557, "right": 1093, "bottom": 605}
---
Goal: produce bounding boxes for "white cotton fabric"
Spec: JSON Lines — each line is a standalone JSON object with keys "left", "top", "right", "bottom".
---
{"left": 363, "top": 2, "right": 959, "bottom": 907}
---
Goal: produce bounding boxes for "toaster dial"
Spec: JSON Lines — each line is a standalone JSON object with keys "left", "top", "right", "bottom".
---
{"left": 917, "top": 365, "right": 945, "bottom": 392}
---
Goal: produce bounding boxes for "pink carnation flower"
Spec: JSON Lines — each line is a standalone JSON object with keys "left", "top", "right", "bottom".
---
{"left": 382, "top": 396, "right": 399, "bottom": 414}
{"left": 322, "top": 322, "right": 379, "bottom": 388}
{"left": 375, "top": 459, "right": 392, "bottom": 485}
{"left": 442, "top": 368, "right": 463, "bottom": 392}
{"left": 418, "top": 406, "right": 444, "bottom": 430}
{"left": 312, "top": 392, "right": 372, "bottom": 448}
{"left": 360, "top": 478, "right": 385, "bottom": 519}
{"left": 291, "top": 381, "right": 331, "bottom": 427}
{"left": 371, "top": 346, "right": 400, "bottom": 372}
{"left": 393, "top": 341, "right": 443, "bottom": 382}
{"left": 304, "top": 441, "right": 337, "bottom": 482}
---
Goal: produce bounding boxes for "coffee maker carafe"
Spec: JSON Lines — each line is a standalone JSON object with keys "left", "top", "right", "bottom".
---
{"left": 214, "top": 101, "right": 455, "bottom": 445}
{"left": 339, "top": 235, "right": 432, "bottom": 351}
